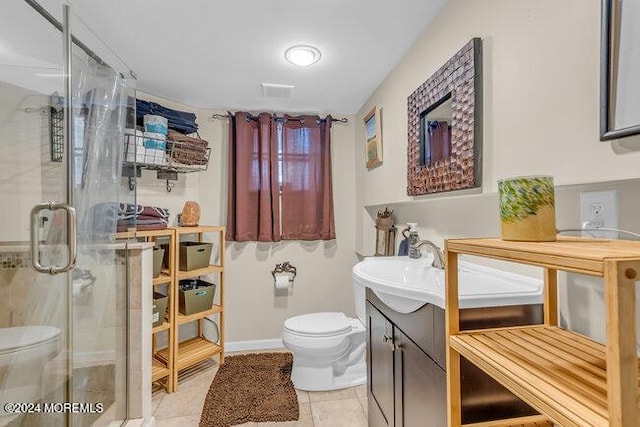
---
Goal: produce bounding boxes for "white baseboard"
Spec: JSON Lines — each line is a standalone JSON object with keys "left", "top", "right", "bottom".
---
{"left": 225, "top": 338, "right": 284, "bottom": 353}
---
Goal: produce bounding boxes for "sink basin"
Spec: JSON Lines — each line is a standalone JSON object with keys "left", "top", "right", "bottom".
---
{"left": 352, "top": 256, "right": 542, "bottom": 313}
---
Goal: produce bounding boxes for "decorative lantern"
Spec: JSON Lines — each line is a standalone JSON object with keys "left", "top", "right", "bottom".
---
{"left": 374, "top": 208, "right": 396, "bottom": 256}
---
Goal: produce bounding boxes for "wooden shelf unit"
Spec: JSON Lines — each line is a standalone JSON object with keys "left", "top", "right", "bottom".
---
{"left": 445, "top": 237, "right": 640, "bottom": 427}
{"left": 171, "top": 226, "right": 225, "bottom": 390}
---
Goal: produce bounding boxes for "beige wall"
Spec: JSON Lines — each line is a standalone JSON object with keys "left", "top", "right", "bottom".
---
{"left": 133, "top": 92, "right": 357, "bottom": 343}
{"left": 197, "top": 112, "right": 358, "bottom": 343}
{"left": 355, "top": 0, "right": 640, "bottom": 253}
{"left": 354, "top": 0, "right": 640, "bottom": 348}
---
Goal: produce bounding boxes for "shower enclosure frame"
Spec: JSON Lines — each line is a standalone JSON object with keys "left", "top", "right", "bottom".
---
{"left": 18, "top": 1, "right": 137, "bottom": 425}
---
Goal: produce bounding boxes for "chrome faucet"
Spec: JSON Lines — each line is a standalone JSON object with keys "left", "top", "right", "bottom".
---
{"left": 412, "top": 240, "right": 446, "bottom": 269}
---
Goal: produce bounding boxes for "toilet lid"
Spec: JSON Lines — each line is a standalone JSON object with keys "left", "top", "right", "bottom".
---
{"left": 284, "top": 312, "right": 351, "bottom": 337}
{"left": 0, "top": 326, "right": 61, "bottom": 352}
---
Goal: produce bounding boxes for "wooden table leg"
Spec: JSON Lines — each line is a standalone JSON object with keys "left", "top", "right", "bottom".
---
{"left": 446, "top": 249, "right": 462, "bottom": 427}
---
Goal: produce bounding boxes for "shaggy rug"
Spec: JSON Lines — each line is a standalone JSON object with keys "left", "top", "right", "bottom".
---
{"left": 199, "top": 352, "right": 299, "bottom": 427}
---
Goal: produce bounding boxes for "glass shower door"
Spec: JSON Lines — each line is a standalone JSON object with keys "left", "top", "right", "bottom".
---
{"left": 0, "top": 2, "right": 133, "bottom": 426}
{"left": 0, "top": 1, "right": 72, "bottom": 426}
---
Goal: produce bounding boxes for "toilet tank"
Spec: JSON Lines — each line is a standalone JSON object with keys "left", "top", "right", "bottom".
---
{"left": 353, "top": 274, "right": 366, "bottom": 324}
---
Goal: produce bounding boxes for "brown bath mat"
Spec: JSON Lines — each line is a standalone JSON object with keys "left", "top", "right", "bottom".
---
{"left": 199, "top": 352, "right": 299, "bottom": 426}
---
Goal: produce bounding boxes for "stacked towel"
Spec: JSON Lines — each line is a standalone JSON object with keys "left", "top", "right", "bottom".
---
{"left": 136, "top": 99, "right": 198, "bottom": 135}
{"left": 166, "top": 130, "right": 209, "bottom": 166}
{"left": 117, "top": 203, "right": 170, "bottom": 232}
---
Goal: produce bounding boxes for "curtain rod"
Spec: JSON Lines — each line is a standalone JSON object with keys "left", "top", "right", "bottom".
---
{"left": 210, "top": 112, "right": 348, "bottom": 124}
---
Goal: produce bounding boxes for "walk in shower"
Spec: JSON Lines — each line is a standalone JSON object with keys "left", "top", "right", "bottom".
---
{"left": 0, "top": 1, "right": 136, "bottom": 425}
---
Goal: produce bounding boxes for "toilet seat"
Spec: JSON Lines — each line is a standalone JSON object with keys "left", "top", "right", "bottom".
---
{"left": 0, "top": 326, "right": 60, "bottom": 355}
{"left": 284, "top": 312, "right": 352, "bottom": 338}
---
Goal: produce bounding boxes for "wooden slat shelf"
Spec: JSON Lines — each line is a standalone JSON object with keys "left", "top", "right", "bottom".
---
{"left": 152, "top": 321, "right": 171, "bottom": 334}
{"left": 177, "top": 305, "right": 223, "bottom": 325}
{"left": 173, "top": 225, "right": 225, "bottom": 234}
{"left": 116, "top": 228, "right": 174, "bottom": 239}
{"left": 462, "top": 414, "right": 552, "bottom": 427}
{"left": 451, "top": 325, "right": 640, "bottom": 426}
{"left": 447, "top": 236, "right": 640, "bottom": 277}
{"left": 446, "top": 236, "right": 640, "bottom": 427}
{"left": 153, "top": 273, "right": 172, "bottom": 286}
{"left": 178, "top": 264, "right": 223, "bottom": 281}
{"left": 157, "top": 336, "right": 222, "bottom": 371}
{"left": 152, "top": 358, "right": 170, "bottom": 382}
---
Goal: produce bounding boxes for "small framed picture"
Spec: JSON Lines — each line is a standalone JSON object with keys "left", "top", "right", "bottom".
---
{"left": 364, "top": 106, "right": 382, "bottom": 169}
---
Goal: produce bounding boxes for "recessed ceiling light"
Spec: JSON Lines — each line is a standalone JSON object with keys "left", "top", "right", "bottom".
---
{"left": 284, "top": 45, "right": 321, "bottom": 66}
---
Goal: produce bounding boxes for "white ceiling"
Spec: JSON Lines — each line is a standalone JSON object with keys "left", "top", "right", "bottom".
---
{"left": 43, "top": 0, "right": 447, "bottom": 114}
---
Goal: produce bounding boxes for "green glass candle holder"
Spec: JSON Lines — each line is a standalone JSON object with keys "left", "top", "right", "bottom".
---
{"left": 498, "top": 176, "right": 556, "bottom": 242}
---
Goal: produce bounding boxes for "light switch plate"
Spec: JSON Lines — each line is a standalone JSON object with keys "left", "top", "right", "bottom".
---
{"left": 579, "top": 190, "right": 619, "bottom": 238}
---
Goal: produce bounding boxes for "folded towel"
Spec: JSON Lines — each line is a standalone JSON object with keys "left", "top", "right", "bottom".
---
{"left": 118, "top": 203, "right": 170, "bottom": 221}
{"left": 117, "top": 218, "right": 168, "bottom": 226}
{"left": 136, "top": 99, "right": 198, "bottom": 134}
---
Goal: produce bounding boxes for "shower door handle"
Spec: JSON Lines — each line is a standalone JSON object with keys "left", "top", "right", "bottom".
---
{"left": 30, "top": 202, "right": 77, "bottom": 275}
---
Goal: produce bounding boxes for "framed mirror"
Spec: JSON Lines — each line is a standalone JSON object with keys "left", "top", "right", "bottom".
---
{"left": 601, "top": 0, "right": 640, "bottom": 140}
{"left": 407, "top": 38, "right": 482, "bottom": 196}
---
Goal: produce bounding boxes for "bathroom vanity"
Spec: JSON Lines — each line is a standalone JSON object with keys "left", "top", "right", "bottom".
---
{"left": 366, "top": 288, "right": 543, "bottom": 427}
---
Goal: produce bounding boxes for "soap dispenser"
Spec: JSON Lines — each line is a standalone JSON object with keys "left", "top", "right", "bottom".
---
{"left": 407, "top": 223, "right": 420, "bottom": 259}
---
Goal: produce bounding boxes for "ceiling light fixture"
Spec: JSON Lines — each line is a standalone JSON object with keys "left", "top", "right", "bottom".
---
{"left": 284, "top": 45, "right": 321, "bottom": 66}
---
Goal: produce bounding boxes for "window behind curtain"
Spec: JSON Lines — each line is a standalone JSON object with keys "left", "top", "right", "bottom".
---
{"left": 279, "top": 115, "right": 335, "bottom": 241}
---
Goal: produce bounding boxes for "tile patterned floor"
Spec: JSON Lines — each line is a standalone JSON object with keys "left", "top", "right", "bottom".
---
{"left": 153, "top": 353, "right": 368, "bottom": 427}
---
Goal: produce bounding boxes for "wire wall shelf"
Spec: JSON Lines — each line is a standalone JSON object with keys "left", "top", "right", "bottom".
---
{"left": 122, "top": 134, "right": 210, "bottom": 173}
{"left": 50, "top": 95, "right": 64, "bottom": 163}
{"left": 122, "top": 133, "right": 211, "bottom": 192}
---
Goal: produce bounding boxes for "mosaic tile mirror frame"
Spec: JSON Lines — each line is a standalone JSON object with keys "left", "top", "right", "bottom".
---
{"left": 407, "top": 38, "right": 483, "bottom": 196}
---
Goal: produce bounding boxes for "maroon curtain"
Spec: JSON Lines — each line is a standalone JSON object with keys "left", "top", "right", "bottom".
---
{"left": 226, "top": 112, "right": 281, "bottom": 242}
{"left": 280, "top": 115, "right": 335, "bottom": 240}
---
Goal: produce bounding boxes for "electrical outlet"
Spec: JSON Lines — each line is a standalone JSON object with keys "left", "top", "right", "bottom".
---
{"left": 580, "top": 190, "right": 619, "bottom": 238}
{"left": 590, "top": 202, "right": 604, "bottom": 217}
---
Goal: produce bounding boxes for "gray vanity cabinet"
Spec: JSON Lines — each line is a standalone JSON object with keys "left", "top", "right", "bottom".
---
{"left": 366, "top": 288, "right": 543, "bottom": 427}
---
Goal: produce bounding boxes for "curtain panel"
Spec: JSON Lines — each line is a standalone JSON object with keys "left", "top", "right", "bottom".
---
{"left": 280, "top": 115, "right": 335, "bottom": 241}
{"left": 226, "top": 112, "right": 280, "bottom": 242}
{"left": 226, "top": 112, "right": 336, "bottom": 242}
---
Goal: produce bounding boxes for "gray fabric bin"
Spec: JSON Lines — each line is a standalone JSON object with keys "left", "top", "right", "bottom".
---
{"left": 152, "top": 292, "right": 169, "bottom": 327}
{"left": 179, "top": 279, "right": 216, "bottom": 315}
{"left": 152, "top": 248, "right": 165, "bottom": 278}
{"left": 179, "top": 242, "right": 213, "bottom": 271}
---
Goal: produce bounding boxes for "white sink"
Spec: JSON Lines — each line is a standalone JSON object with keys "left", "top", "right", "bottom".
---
{"left": 352, "top": 256, "right": 543, "bottom": 313}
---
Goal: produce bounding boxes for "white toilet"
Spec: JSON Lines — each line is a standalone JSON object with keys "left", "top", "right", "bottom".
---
{"left": 282, "top": 278, "right": 367, "bottom": 391}
{"left": 0, "top": 326, "right": 62, "bottom": 414}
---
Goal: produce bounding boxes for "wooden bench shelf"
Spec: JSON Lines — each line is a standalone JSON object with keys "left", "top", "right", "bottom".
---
{"left": 158, "top": 336, "right": 222, "bottom": 371}
{"left": 445, "top": 237, "right": 640, "bottom": 427}
{"left": 178, "top": 264, "right": 223, "bottom": 281}
{"left": 152, "top": 358, "right": 170, "bottom": 382}
{"left": 152, "top": 321, "right": 171, "bottom": 334}
{"left": 153, "top": 273, "right": 172, "bottom": 286}
{"left": 177, "top": 305, "right": 223, "bottom": 325}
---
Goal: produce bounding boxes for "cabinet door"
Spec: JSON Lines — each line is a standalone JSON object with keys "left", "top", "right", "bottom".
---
{"left": 367, "top": 302, "right": 395, "bottom": 427}
{"left": 394, "top": 329, "right": 447, "bottom": 427}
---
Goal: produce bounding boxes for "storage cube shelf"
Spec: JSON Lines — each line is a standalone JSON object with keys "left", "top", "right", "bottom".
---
{"left": 445, "top": 237, "right": 640, "bottom": 427}
{"left": 171, "top": 226, "right": 225, "bottom": 391}
{"left": 117, "top": 225, "right": 225, "bottom": 393}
